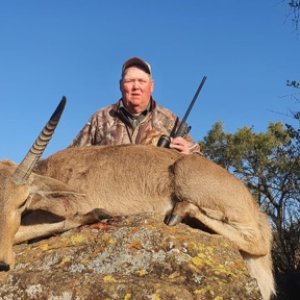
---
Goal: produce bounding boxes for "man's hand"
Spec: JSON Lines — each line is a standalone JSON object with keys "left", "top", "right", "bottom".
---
{"left": 169, "top": 137, "right": 190, "bottom": 154}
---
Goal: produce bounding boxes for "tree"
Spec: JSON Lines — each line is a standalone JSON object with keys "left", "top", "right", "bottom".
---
{"left": 199, "top": 121, "right": 300, "bottom": 274}
{"left": 286, "top": 0, "right": 300, "bottom": 32}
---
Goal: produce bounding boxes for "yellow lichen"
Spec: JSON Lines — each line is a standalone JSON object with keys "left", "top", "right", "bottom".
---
{"left": 69, "top": 234, "right": 86, "bottom": 245}
{"left": 189, "top": 242, "right": 215, "bottom": 254}
{"left": 99, "top": 232, "right": 117, "bottom": 246}
{"left": 153, "top": 291, "right": 161, "bottom": 300}
{"left": 57, "top": 256, "right": 71, "bottom": 267}
{"left": 38, "top": 242, "right": 49, "bottom": 251}
{"left": 124, "top": 293, "right": 132, "bottom": 300}
{"left": 103, "top": 275, "right": 117, "bottom": 283}
{"left": 136, "top": 269, "right": 148, "bottom": 276}
{"left": 100, "top": 233, "right": 115, "bottom": 246}
{"left": 190, "top": 250, "right": 214, "bottom": 270}
{"left": 58, "top": 234, "right": 87, "bottom": 247}
{"left": 108, "top": 238, "right": 117, "bottom": 245}
{"left": 191, "top": 256, "right": 204, "bottom": 267}
{"left": 194, "top": 288, "right": 204, "bottom": 295}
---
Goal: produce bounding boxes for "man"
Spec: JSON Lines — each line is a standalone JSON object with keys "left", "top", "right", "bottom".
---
{"left": 69, "top": 57, "right": 201, "bottom": 154}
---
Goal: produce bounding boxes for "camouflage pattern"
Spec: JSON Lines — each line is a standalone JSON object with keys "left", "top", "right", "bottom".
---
{"left": 69, "top": 98, "right": 201, "bottom": 154}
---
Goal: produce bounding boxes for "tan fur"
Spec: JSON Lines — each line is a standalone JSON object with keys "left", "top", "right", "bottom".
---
{"left": 0, "top": 162, "right": 29, "bottom": 268}
{"left": 0, "top": 145, "right": 274, "bottom": 299}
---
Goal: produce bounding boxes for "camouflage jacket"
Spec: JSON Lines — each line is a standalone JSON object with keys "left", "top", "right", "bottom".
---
{"left": 69, "top": 98, "right": 201, "bottom": 154}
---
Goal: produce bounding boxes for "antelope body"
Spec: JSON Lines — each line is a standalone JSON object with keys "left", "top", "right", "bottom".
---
{"left": 0, "top": 100, "right": 275, "bottom": 300}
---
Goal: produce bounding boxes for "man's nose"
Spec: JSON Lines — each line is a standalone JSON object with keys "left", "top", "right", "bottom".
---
{"left": 132, "top": 80, "right": 140, "bottom": 89}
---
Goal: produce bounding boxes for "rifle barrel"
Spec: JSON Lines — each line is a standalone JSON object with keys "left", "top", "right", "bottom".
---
{"left": 180, "top": 75, "right": 207, "bottom": 126}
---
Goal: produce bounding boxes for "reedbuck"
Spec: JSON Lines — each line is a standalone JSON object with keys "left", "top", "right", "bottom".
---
{"left": 0, "top": 99, "right": 275, "bottom": 300}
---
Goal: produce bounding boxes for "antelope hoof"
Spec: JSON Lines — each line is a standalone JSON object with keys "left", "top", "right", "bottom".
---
{"left": 0, "top": 261, "right": 10, "bottom": 272}
{"left": 93, "top": 208, "right": 112, "bottom": 221}
{"left": 165, "top": 214, "right": 183, "bottom": 226}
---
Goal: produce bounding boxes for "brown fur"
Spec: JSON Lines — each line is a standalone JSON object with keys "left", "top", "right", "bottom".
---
{"left": 0, "top": 144, "right": 274, "bottom": 299}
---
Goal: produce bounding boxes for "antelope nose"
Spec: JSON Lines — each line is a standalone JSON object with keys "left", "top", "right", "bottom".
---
{"left": 0, "top": 261, "right": 10, "bottom": 272}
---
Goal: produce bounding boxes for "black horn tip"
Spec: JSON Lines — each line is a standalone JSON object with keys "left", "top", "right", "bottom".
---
{"left": 57, "top": 96, "right": 67, "bottom": 112}
{"left": 49, "top": 96, "right": 67, "bottom": 122}
{"left": 60, "top": 96, "right": 67, "bottom": 106}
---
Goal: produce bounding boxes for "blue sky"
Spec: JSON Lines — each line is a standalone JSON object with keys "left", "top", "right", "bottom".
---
{"left": 0, "top": 0, "right": 299, "bottom": 163}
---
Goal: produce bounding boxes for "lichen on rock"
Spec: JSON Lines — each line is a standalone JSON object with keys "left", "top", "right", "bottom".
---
{"left": 0, "top": 214, "right": 262, "bottom": 299}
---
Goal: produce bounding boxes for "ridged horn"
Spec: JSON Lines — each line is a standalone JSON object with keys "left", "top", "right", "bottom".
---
{"left": 12, "top": 96, "right": 67, "bottom": 184}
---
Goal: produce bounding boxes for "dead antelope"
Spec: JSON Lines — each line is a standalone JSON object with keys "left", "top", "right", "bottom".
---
{"left": 0, "top": 100, "right": 275, "bottom": 300}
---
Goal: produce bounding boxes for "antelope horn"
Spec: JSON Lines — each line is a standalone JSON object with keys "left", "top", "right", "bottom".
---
{"left": 12, "top": 96, "right": 67, "bottom": 184}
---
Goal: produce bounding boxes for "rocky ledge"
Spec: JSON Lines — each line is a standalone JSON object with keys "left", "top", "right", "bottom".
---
{"left": 0, "top": 214, "right": 262, "bottom": 300}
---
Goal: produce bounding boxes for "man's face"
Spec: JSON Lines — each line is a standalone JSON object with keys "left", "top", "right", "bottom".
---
{"left": 120, "top": 67, "right": 154, "bottom": 115}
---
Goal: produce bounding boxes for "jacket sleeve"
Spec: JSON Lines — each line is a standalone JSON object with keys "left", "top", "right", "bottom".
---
{"left": 68, "top": 115, "right": 98, "bottom": 147}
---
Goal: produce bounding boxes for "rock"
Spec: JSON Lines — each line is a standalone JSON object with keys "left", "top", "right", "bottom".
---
{"left": 0, "top": 214, "right": 262, "bottom": 299}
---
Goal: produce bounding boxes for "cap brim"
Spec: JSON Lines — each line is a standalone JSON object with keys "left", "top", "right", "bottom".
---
{"left": 122, "top": 57, "right": 151, "bottom": 75}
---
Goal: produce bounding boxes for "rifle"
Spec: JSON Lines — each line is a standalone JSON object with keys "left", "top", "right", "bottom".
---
{"left": 157, "top": 75, "right": 207, "bottom": 148}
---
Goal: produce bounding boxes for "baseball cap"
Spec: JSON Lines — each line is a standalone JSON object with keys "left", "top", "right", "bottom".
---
{"left": 122, "top": 57, "right": 152, "bottom": 76}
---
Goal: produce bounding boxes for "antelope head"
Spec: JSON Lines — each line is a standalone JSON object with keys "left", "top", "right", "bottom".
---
{"left": 0, "top": 97, "right": 66, "bottom": 271}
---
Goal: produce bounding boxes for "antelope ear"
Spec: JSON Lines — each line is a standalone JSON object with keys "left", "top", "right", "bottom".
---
{"left": 25, "top": 173, "right": 86, "bottom": 219}
{"left": 28, "top": 173, "right": 81, "bottom": 195}
{"left": 26, "top": 189, "right": 86, "bottom": 218}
